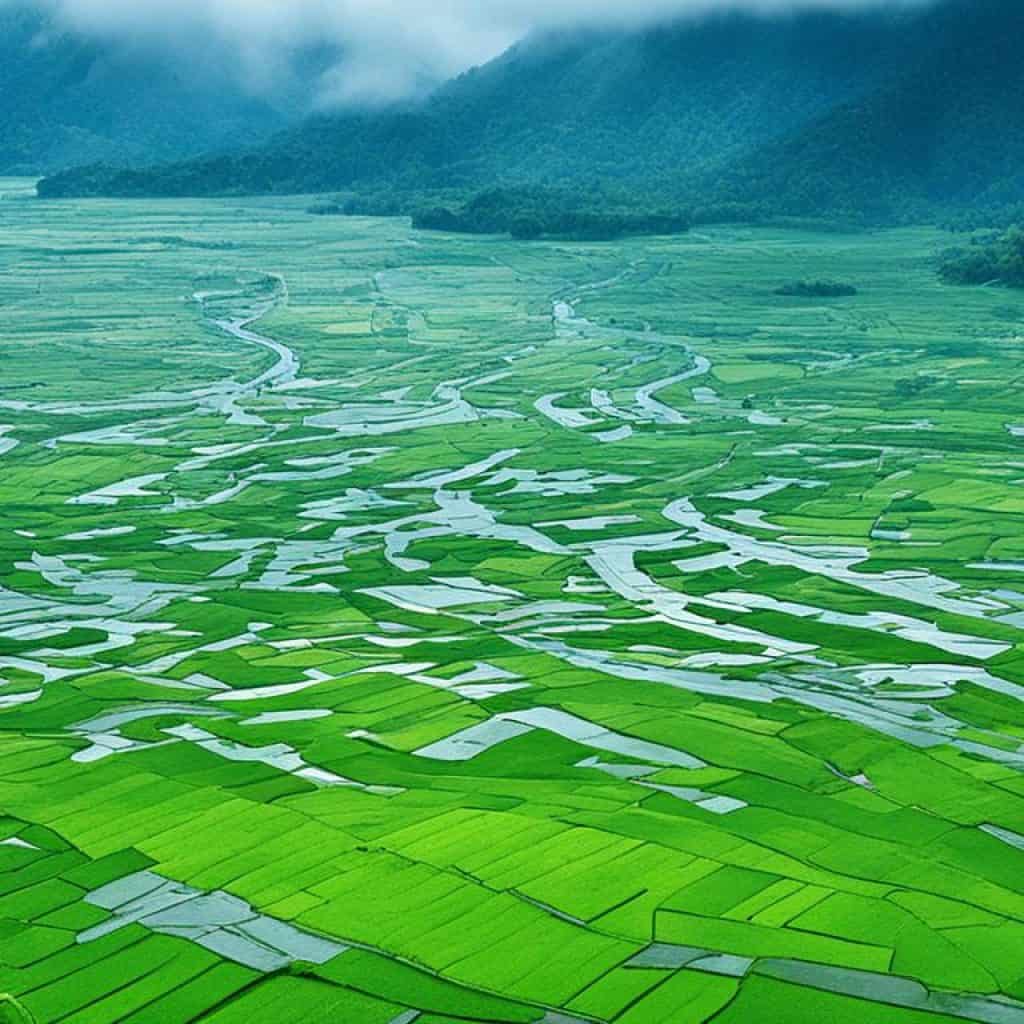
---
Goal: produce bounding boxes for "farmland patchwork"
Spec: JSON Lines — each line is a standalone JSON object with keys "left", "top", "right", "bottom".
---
{"left": 3, "top": 183, "right": 1024, "bottom": 1022}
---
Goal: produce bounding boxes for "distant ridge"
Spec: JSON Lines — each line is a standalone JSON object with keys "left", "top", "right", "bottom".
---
{"left": 0, "top": 5, "right": 328, "bottom": 174}
{"left": 36, "top": 0, "right": 1024, "bottom": 224}
{"left": 706, "top": 0, "right": 1024, "bottom": 221}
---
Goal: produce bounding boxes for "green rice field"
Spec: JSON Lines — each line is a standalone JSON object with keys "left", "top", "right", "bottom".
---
{"left": 3, "top": 179, "right": 1024, "bottom": 1022}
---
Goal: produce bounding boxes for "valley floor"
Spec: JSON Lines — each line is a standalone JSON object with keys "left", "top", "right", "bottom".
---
{"left": 2, "top": 184, "right": 1024, "bottom": 1023}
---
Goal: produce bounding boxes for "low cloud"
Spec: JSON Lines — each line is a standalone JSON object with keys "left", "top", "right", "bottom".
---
{"left": 14, "top": 0, "right": 930, "bottom": 107}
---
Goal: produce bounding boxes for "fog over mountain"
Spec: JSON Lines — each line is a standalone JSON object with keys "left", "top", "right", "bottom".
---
{"left": 9, "top": 0, "right": 931, "bottom": 107}
{"left": 37, "top": 0, "right": 1024, "bottom": 229}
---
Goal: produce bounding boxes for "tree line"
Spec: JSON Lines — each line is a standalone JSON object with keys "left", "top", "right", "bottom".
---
{"left": 310, "top": 186, "right": 690, "bottom": 241}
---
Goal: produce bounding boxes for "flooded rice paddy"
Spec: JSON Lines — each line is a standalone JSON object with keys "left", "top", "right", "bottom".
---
{"left": 2, "top": 192, "right": 1024, "bottom": 1022}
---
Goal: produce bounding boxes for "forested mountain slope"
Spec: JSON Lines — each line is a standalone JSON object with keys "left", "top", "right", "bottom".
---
{"left": 0, "top": 5, "right": 317, "bottom": 173}
{"left": 708, "top": 0, "right": 1024, "bottom": 221}
{"left": 36, "top": 0, "right": 1024, "bottom": 224}
{"left": 36, "top": 6, "right": 909, "bottom": 197}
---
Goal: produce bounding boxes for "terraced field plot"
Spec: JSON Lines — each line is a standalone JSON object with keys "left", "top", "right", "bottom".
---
{"left": 3, "top": 185, "right": 1024, "bottom": 1022}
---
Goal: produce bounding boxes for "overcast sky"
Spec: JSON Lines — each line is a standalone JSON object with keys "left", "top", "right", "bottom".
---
{"left": 18, "top": 0, "right": 928, "bottom": 105}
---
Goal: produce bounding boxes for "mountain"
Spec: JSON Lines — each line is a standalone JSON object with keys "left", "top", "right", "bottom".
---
{"left": 0, "top": 5, "right": 330, "bottom": 174}
{"left": 37, "top": 6, "right": 907, "bottom": 197}
{"left": 707, "top": 0, "right": 1024, "bottom": 222}
{"left": 35, "top": 0, "right": 1024, "bottom": 224}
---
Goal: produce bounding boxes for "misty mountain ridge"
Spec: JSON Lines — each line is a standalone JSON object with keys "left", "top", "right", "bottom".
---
{"left": 0, "top": 4, "right": 349, "bottom": 174}
{"left": 35, "top": 0, "right": 1024, "bottom": 225}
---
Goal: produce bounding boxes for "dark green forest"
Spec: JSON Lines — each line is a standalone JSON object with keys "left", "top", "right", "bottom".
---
{"left": 939, "top": 226, "right": 1024, "bottom": 287}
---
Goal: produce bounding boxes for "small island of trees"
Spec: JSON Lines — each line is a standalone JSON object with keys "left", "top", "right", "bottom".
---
{"left": 774, "top": 280, "right": 858, "bottom": 297}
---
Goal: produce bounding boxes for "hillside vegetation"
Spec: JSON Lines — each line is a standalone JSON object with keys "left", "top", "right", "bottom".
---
{"left": 939, "top": 226, "right": 1024, "bottom": 287}
{"left": 36, "top": 0, "right": 1024, "bottom": 228}
{"left": 36, "top": 6, "right": 908, "bottom": 202}
{"left": 0, "top": 5, "right": 326, "bottom": 173}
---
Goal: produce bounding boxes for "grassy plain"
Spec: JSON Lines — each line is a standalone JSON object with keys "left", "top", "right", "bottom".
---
{"left": 2, "top": 182, "right": 1024, "bottom": 1022}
